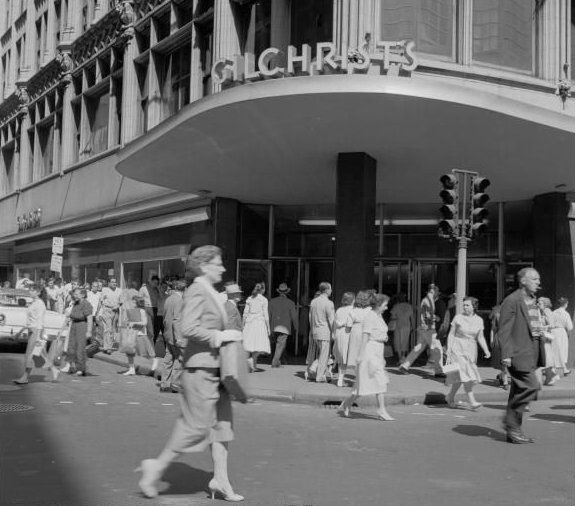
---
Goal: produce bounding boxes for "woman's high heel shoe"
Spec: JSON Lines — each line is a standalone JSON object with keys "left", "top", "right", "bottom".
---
{"left": 135, "top": 459, "right": 164, "bottom": 498}
{"left": 208, "top": 478, "right": 244, "bottom": 502}
{"left": 376, "top": 411, "right": 395, "bottom": 421}
{"left": 338, "top": 401, "right": 351, "bottom": 418}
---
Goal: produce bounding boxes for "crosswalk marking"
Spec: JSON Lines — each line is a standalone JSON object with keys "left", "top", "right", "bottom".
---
{"left": 59, "top": 401, "right": 73, "bottom": 404}
{"left": 127, "top": 402, "right": 140, "bottom": 405}
{"left": 95, "top": 402, "right": 108, "bottom": 405}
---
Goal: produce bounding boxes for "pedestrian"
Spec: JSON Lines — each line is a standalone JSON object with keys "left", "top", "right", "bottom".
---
{"left": 135, "top": 245, "right": 244, "bottom": 502}
{"left": 86, "top": 281, "right": 102, "bottom": 339}
{"left": 61, "top": 288, "right": 94, "bottom": 376}
{"left": 54, "top": 278, "right": 65, "bottom": 314}
{"left": 12, "top": 284, "right": 59, "bottom": 384}
{"left": 444, "top": 297, "right": 491, "bottom": 409}
{"left": 345, "top": 290, "right": 372, "bottom": 376}
{"left": 537, "top": 297, "right": 563, "bottom": 386}
{"left": 242, "top": 282, "right": 271, "bottom": 372}
{"left": 305, "top": 282, "right": 335, "bottom": 382}
{"left": 489, "top": 301, "right": 510, "bottom": 389}
{"left": 268, "top": 282, "right": 298, "bottom": 368}
{"left": 160, "top": 280, "right": 186, "bottom": 393}
{"left": 340, "top": 293, "right": 394, "bottom": 421}
{"left": 332, "top": 291, "right": 354, "bottom": 386}
{"left": 399, "top": 283, "right": 444, "bottom": 376}
{"left": 120, "top": 295, "right": 156, "bottom": 375}
{"left": 499, "top": 268, "right": 545, "bottom": 444}
{"left": 45, "top": 277, "right": 59, "bottom": 312}
{"left": 145, "top": 275, "right": 166, "bottom": 349}
{"left": 551, "top": 297, "right": 572, "bottom": 376}
{"left": 15, "top": 272, "right": 31, "bottom": 289}
{"left": 389, "top": 293, "right": 414, "bottom": 364}
{"left": 99, "top": 278, "right": 122, "bottom": 354}
{"left": 224, "top": 282, "right": 243, "bottom": 331}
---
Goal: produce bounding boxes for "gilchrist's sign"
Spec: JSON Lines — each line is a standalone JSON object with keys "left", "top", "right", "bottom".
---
{"left": 212, "top": 40, "right": 417, "bottom": 85}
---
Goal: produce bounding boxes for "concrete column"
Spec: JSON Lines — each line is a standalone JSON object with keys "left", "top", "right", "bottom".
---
{"left": 212, "top": 0, "right": 240, "bottom": 94}
{"left": 120, "top": 36, "right": 140, "bottom": 144}
{"left": 538, "top": 0, "right": 562, "bottom": 81}
{"left": 190, "top": 0, "right": 204, "bottom": 101}
{"left": 18, "top": 111, "right": 32, "bottom": 186}
{"left": 46, "top": 1, "right": 57, "bottom": 61}
{"left": 334, "top": 152, "right": 376, "bottom": 304}
{"left": 210, "top": 197, "right": 239, "bottom": 283}
{"left": 270, "top": 0, "right": 291, "bottom": 50}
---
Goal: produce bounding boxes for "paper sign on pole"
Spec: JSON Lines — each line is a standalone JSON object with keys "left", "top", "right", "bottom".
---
{"left": 52, "top": 237, "right": 64, "bottom": 255}
{"left": 50, "top": 254, "right": 63, "bottom": 273}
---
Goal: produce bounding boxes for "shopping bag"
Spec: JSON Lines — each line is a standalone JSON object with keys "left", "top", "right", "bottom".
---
{"left": 119, "top": 328, "right": 137, "bottom": 355}
{"left": 442, "top": 363, "right": 460, "bottom": 375}
{"left": 31, "top": 339, "right": 47, "bottom": 368}
{"left": 220, "top": 341, "right": 249, "bottom": 403}
{"left": 86, "top": 337, "right": 101, "bottom": 358}
{"left": 135, "top": 334, "right": 155, "bottom": 358}
{"left": 47, "top": 336, "right": 66, "bottom": 367}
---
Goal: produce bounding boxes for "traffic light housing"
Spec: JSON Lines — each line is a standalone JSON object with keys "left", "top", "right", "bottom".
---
{"left": 439, "top": 173, "right": 458, "bottom": 237}
{"left": 471, "top": 176, "right": 490, "bottom": 236}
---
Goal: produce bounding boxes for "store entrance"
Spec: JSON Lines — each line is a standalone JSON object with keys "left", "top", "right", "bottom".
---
{"left": 236, "top": 258, "right": 334, "bottom": 357}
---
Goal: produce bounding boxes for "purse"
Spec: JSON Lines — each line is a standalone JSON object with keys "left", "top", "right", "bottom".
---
{"left": 219, "top": 341, "right": 250, "bottom": 403}
{"left": 119, "top": 328, "right": 137, "bottom": 355}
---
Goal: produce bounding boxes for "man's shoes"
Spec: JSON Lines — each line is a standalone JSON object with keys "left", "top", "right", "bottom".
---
{"left": 170, "top": 384, "right": 182, "bottom": 393}
{"left": 506, "top": 432, "right": 535, "bottom": 444}
{"left": 159, "top": 386, "right": 172, "bottom": 393}
{"left": 434, "top": 372, "right": 446, "bottom": 378}
{"left": 398, "top": 365, "right": 410, "bottom": 375}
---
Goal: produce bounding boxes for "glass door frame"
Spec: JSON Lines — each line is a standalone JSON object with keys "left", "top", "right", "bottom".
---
{"left": 120, "top": 254, "right": 187, "bottom": 289}
{"left": 374, "top": 258, "right": 413, "bottom": 302}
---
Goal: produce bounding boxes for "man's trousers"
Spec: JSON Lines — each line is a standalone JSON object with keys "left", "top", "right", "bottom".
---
{"left": 504, "top": 366, "right": 540, "bottom": 433}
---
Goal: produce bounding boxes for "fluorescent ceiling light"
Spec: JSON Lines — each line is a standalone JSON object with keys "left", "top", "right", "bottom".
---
{"left": 298, "top": 218, "right": 438, "bottom": 226}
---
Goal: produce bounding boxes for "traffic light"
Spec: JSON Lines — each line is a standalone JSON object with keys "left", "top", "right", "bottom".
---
{"left": 471, "top": 176, "right": 490, "bottom": 235}
{"left": 439, "top": 174, "right": 458, "bottom": 237}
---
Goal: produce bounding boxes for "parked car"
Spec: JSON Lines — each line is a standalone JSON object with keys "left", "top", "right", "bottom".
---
{"left": 0, "top": 289, "right": 69, "bottom": 344}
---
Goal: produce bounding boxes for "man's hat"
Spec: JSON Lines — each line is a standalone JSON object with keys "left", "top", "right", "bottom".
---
{"left": 225, "top": 283, "right": 243, "bottom": 295}
{"left": 277, "top": 283, "right": 291, "bottom": 294}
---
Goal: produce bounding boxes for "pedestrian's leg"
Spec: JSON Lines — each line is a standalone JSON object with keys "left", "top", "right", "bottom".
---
{"left": 13, "top": 331, "right": 35, "bottom": 383}
{"left": 124, "top": 354, "right": 136, "bottom": 375}
{"left": 401, "top": 329, "right": 430, "bottom": 370}
{"left": 375, "top": 393, "right": 394, "bottom": 420}
{"left": 251, "top": 352, "right": 260, "bottom": 370}
{"left": 160, "top": 344, "right": 174, "bottom": 389}
{"left": 431, "top": 337, "right": 444, "bottom": 374}
{"left": 446, "top": 381, "right": 461, "bottom": 406}
{"left": 102, "top": 313, "right": 113, "bottom": 353}
{"left": 272, "top": 333, "right": 287, "bottom": 368}
{"left": 316, "top": 340, "right": 330, "bottom": 382}
{"left": 76, "top": 328, "right": 87, "bottom": 374}
{"left": 340, "top": 394, "right": 358, "bottom": 417}
{"left": 463, "top": 382, "right": 480, "bottom": 408}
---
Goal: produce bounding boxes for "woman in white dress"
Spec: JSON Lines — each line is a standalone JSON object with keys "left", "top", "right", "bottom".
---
{"left": 538, "top": 297, "right": 563, "bottom": 386}
{"left": 552, "top": 297, "right": 573, "bottom": 376}
{"left": 345, "top": 290, "right": 372, "bottom": 378}
{"left": 445, "top": 297, "right": 491, "bottom": 410}
{"left": 340, "top": 294, "right": 394, "bottom": 421}
{"left": 332, "top": 292, "right": 354, "bottom": 387}
{"left": 242, "top": 282, "right": 271, "bottom": 371}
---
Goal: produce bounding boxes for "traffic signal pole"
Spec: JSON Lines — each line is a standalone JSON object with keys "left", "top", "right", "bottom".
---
{"left": 455, "top": 235, "right": 468, "bottom": 314}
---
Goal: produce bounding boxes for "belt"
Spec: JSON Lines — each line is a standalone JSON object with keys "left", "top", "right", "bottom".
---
{"left": 71, "top": 318, "right": 87, "bottom": 323}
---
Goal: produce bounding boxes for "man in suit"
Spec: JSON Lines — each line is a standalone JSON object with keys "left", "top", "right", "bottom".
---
{"left": 498, "top": 267, "right": 545, "bottom": 444}
{"left": 160, "top": 280, "right": 186, "bottom": 393}
{"left": 268, "top": 282, "right": 298, "bottom": 368}
{"left": 308, "top": 282, "right": 335, "bottom": 382}
{"left": 224, "top": 282, "right": 243, "bottom": 331}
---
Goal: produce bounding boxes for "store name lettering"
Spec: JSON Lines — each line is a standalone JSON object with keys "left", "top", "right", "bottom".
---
{"left": 212, "top": 40, "right": 417, "bottom": 84}
{"left": 17, "top": 208, "right": 42, "bottom": 232}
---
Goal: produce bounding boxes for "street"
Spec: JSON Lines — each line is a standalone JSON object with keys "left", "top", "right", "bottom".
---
{"left": 0, "top": 353, "right": 575, "bottom": 506}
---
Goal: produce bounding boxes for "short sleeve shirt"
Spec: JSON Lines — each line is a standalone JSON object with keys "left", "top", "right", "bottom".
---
{"left": 70, "top": 299, "right": 93, "bottom": 322}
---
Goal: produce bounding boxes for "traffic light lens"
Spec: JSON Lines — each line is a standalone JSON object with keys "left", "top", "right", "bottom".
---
{"left": 473, "top": 177, "right": 491, "bottom": 193}
{"left": 440, "top": 174, "right": 457, "bottom": 189}
{"left": 473, "top": 193, "right": 490, "bottom": 207}
{"left": 440, "top": 190, "right": 456, "bottom": 204}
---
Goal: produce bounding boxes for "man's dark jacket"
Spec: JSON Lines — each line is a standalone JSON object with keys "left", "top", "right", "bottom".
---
{"left": 498, "top": 289, "right": 546, "bottom": 371}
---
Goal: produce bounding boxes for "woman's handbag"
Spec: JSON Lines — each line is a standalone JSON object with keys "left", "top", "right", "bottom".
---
{"left": 119, "top": 328, "right": 137, "bottom": 355}
{"left": 219, "top": 341, "right": 249, "bottom": 403}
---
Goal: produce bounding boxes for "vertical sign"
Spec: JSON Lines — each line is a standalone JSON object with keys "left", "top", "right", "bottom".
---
{"left": 51, "top": 237, "right": 64, "bottom": 274}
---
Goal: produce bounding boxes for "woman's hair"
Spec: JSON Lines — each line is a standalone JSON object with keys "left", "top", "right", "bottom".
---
{"left": 538, "top": 297, "right": 552, "bottom": 309}
{"left": 251, "top": 282, "right": 266, "bottom": 297}
{"left": 185, "top": 245, "right": 222, "bottom": 277}
{"left": 318, "top": 282, "right": 331, "bottom": 293}
{"left": 75, "top": 287, "right": 87, "bottom": 298}
{"left": 464, "top": 296, "right": 479, "bottom": 311}
{"left": 370, "top": 293, "right": 390, "bottom": 310}
{"left": 557, "top": 297, "right": 569, "bottom": 307}
{"left": 341, "top": 292, "right": 355, "bottom": 306}
{"left": 354, "top": 290, "right": 372, "bottom": 308}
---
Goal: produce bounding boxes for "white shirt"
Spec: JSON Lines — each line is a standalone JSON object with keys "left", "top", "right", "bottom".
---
{"left": 86, "top": 291, "right": 102, "bottom": 316}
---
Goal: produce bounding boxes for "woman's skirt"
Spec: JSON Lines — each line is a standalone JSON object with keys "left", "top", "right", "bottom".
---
{"left": 135, "top": 333, "right": 155, "bottom": 358}
{"left": 333, "top": 328, "right": 350, "bottom": 367}
{"left": 166, "top": 368, "right": 233, "bottom": 453}
{"left": 551, "top": 327, "right": 569, "bottom": 368}
{"left": 445, "top": 337, "right": 481, "bottom": 385}
{"left": 352, "top": 341, "right": 388, "bottom": 396}
{"left": 544, "top": 334, "right": 563, "bottom": 369}
{"left": 393, "top": 325, "right": 411, "bottom": 353}
{"left": 346, "top": 323, "right": 364, "bottom": 368}
{"left": 242, "top": 319, "right": 271, "bottom": 354}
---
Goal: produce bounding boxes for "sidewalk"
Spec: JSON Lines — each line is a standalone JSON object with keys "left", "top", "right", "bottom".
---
{"left": 93, "top": 351, "right": 575, "bottom": 408}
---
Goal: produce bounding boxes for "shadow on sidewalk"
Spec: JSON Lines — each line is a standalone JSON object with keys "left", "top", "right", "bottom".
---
{"left": 550, "top": 404, "right": 575, "bottom": 410}
{"left": 157, "top": 462, "right": 213, "bottom": 496}
{"left": 531, "top": 413, "right": 575, "bottom": 424}
{"left": 452, "top": 424, "right": 507, "bottom": 442}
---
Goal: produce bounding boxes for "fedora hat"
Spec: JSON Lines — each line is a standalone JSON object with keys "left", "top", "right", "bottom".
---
{"left": 225, "top": 283, "right": 243, "bottom": 295}
{"left": 277, "top": 283, "right": 291, "bottom": 294}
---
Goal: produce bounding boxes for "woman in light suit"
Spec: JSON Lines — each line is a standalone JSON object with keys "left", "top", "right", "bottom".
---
{"left": 136, "top": 245, "right": 244, "bottom": 502}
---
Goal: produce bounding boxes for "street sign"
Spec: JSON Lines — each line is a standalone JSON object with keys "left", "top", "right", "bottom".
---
{"left": 52, "top": 237, "right": 64, "bottom": 255}
{"left": 50, "top": 254, "right": 63, "bottom": 273}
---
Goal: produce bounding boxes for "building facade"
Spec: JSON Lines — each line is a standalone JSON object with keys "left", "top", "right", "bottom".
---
{"left": 0, "top": 0, "right": 575, "bottom": 357}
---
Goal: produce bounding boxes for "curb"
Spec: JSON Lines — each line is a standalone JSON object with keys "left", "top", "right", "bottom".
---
{"left": 91, "top": 353, "right": 575, "bottom": 407}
